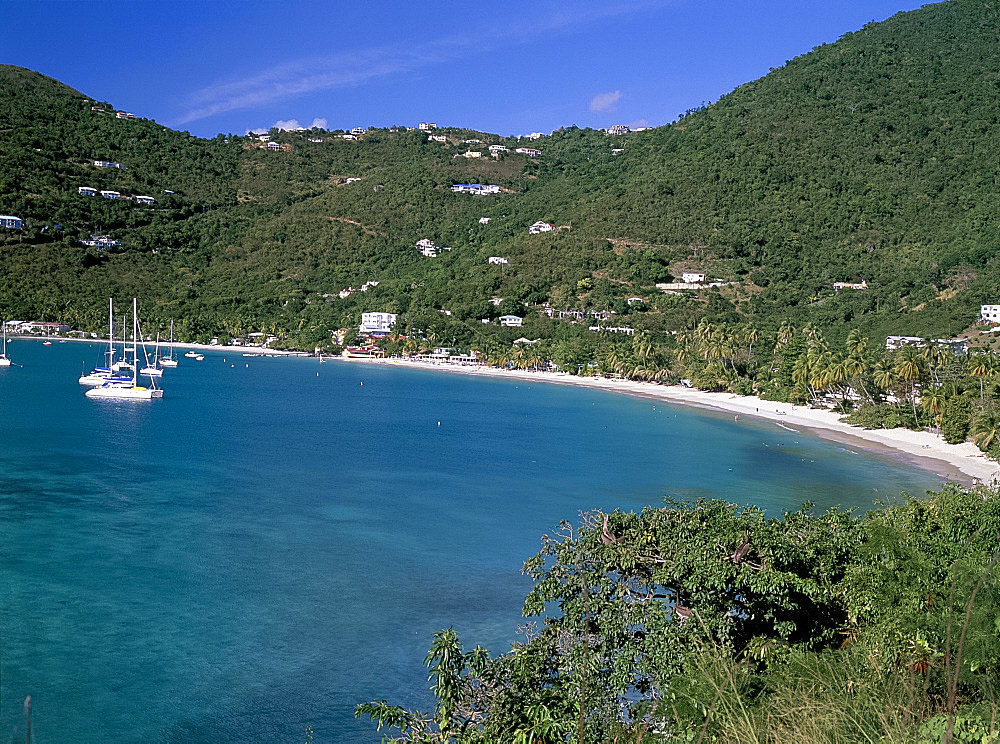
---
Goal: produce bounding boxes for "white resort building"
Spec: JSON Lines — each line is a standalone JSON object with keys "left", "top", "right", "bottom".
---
{"left": 359, "top": 312, "right": 397, "bottom": 337}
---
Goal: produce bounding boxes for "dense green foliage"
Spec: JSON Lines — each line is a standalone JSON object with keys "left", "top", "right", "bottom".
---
{"left": 357, "top": 484, "right": 1000, "bottom": 742}
{"left": 2, "top": 0, "right": 1000, "bottom": 353}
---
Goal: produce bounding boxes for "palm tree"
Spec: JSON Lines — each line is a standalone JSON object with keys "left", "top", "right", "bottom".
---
{"left": 968, "top": 352, "right": 994, "bottom": 407}
{"left": 872, "top": 360, "right": 895, "bottom": 402}
{"left": 920, "top": 386, "right": 946, "bottom": 430}
{"left": 971, "top": 409, "right": 1000, "bottom": 451}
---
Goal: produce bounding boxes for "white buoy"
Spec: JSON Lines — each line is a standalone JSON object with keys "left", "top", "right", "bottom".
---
{"left": 360, "top": 381, "right": 363, "bottom": 386}
{"left": 437, "top": 421, "right": 441, "bottom": 426}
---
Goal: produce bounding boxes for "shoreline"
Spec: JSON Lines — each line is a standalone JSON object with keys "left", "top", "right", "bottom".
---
{"left": 349, "top": 356, "right": 1000, "bottom": 486}
{"left": 17, "top": 336, "right": 997, "bottom": 484}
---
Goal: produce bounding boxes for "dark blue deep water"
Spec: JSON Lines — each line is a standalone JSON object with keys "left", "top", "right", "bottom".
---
{"left": 0, "top": 340, "right": 942, "bottom": 742}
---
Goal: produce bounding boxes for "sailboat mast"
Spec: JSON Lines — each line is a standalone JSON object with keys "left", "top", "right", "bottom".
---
{"left": 108, "top": 298, "right": 114, "bottom": 364}
{"left": 132, "top": 298, "right": 138, "bottom": 387}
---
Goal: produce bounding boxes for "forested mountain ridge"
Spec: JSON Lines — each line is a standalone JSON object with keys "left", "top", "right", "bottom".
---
{"left": 1, "top": 0, "right": 998, "bottom": 349}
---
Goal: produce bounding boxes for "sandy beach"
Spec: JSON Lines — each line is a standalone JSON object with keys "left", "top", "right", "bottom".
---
{"left": 350, "top": 356, "right": 1000, "bottom": 485}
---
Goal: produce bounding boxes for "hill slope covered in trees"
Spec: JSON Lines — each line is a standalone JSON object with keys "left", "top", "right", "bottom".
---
{"left": 1, "top": 0, "right": 998, "bottom": 351}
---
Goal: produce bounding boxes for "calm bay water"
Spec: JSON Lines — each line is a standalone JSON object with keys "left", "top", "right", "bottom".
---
{"left": 0, "top": 340, "right": 942, "bottom": 742}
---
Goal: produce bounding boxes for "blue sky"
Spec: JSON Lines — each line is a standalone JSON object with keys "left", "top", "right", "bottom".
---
{"left": 5, "top": 0, "right": 930, "bottom": 138}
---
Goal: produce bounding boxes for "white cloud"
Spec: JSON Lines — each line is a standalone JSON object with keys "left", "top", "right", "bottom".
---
{"left": 272, "top": 119, "right": 302, "bottom": 131}
{"left": 589, "top": 90, "right": 622, "bottom": 113}
{"left": 627, "top": 118, "right": 649, "bottom": 129}
{"left": 309, "top": 117, "right": 328, "bottom": 130}
{"left": 176, "top": 4, "right": 667, "bottom": 125}
{"left": 245, "top": 127, "right": 268, "bottom": 135}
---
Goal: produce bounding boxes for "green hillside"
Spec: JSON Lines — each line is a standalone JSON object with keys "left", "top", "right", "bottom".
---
{"left": 1, "top": 0, "right": 998, "bottom": 350}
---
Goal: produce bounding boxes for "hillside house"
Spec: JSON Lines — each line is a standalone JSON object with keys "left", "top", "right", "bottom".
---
{"left": 79, "top": 235, "right": 123, "bottom": 249}
{"left": 461, "top": 151, "right": 482, "bottom": 158}
{"left": 885, "top": 336, "right": 968, "bottom": 355}
{"left": 682, "top": 272, "right": 706, "bottom": 283}
{"left": 0, "top": 215, "right": 23, "bottom": 229}
{"left": 606, "top": 125, "right": 630, "bottom": 135}
{"left": 529, "top": 221, "right": 554, "bottom": 234}
{"left": 488, "top": 256, "right": 509, "bottom": 265}
{"left": 21, "top": 321, "right": 69, "bottom": 334}
{"left": 463, "top": 139, "right": 482, "bottom": 144}
{"left": 489, "top": 144, "right": 508, "bottom": 154}
{"left": 345, "top": 177, "right": 362, "bottom": 184}
{"left": 307, "top": 138, "right": 324, "bottom": 143}
{"left": 589, "top": 326, "right": 635, "bottom": 335}
{"left": 135, "top": 195, "right": 155, "bottom": 205}
{"left": 359, "top": 312, "right": 397, "bottom": 337}
{"left": 516, "top": 147, "right": 541, "bottom": 157}
{"left": 351, "top": 127, "right": 367, "bottom": 136}
{"left": 100, "top": 190, "right": 121, "bottom": 199}
{"left": 427, "top": 134, "right": 447, "bottom": 143}
{"left": 78, "top": 186, "right": 98, "bottom": 196}
{"left": 626, "top": 297, "right": 645, "bottom": 305}
{"left": 116, "top": 111, "right": 136, "bottom": 119}
{"left": 499, "top": 315, "right": 523, "bottom": 327}
{"left": 833, "top": 280, "right": 868, "bottom": 290}
{"left": 266, "top": 141, "right": 282, "bottom": 150}
{"left": 258, "top": 135, "right": 271, "bottom": 142}
{"left": 451, "top": 183, "right": 499, "bottom": 195}
{"left": 611, "top": 148, "right": 624, "bottom": 154}
{"left": 525, "top": 133, "right": 544, "bottom": 140}
{"left": 416, "top": 238, "right": 439, "bottom": 257}
{"left": 419, "top": 122, "right": 437, "bottom": 130}
{"left": 94, "top": 160, "right": 124, "bottom": 169}
{"left": 981, "top": 305, "right": 1000, "bottom": 323}
{"left": 478, "top": 217, "right": 491, "bottom": 224}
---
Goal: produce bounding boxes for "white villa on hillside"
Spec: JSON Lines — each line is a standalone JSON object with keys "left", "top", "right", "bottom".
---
{"left": 427, "top": 134, "right": 447, "bottom": 143}
{"left": 78, "top": 186, "right": 98, "bottom": 196}
{"left": 529, "top": 221, "right": 554, "bottom": 234}
{"left": 266, "top": 141, "right": 282, "bottom": 150}
{"left": 478, "top": 217, "right": 491, "bottom": 224}
{"left": 499, "top": 315, "right": 523, "bottom": 327}
{"left": 451, "top": 184, "right": 500, "bottom": 195}
{"left": 489, "top": 144, "right": 508, "bottom": 154}
{"left": 359, "top": 312, "right": 397, "bottom": 336}
{"left": 515, "top": 147, "right": 541, "bottom": 157}
{"left": 488, "top": 256, "right": 509, "bottom": 265}
{"left": 885, "top": 336, "right": 968, "bottom": 354}
{"left": 0, "top": 215, "right": 23, "bottom": 229}
{"left": 682, "top": 272, "right": 706, "bottom": 284}
{"left": 981, "top": 305, "right": 1000, "bottom": 323}
{"left": 606, "top": 125, "right": 630, "bottom": 135}
{"left": 419, "top": 122, "right": 437, "bottom": 130}
{"left": 833, "top": 280, "right": 868, "bottom": 290}
{"left": 93, "top": 160, "right": 124, "bottom": 169}
{"left": 135, "top": 195, "right": 155, "bottom": 205}
{"left": 100, "top": 190, "right": 121, "bottom": 199}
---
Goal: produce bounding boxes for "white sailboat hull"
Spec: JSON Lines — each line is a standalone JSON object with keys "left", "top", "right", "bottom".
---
{"left": 85, "top": 384, "right": 163, "bottom": 400}
{"left": 159, "top": 358, "right": 178, "bottom": 368}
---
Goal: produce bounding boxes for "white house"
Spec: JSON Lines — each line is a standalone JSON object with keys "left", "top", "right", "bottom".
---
{"left": 351, "top": 127, "right": 367, "bottom": 136}
{"left": 461, "top": 150, "right": 482, "bottom": 158}
{"left": 488, "top": 256, "right": 509, "bottom": 265}
{"left": 451, "top": 183, "right": 500, "bottom": 195}
{"left": 94, "top": 160, "right": 124, "bottom": 169}
{"left": 266, "top": 141, "right": 282, "bottom": 150}
{"left": 78, "top": 186, "right": 98, "bottom": 196}
{"left": 515, "top": 147, "right": 541, "bottom": 157}
{"left": 359, "top": 312, "right": 397, "bottom": 336}
{"left": 982, "top": 305, "right": 1000, "bottom": 323}
{"left": 499, "top": 315, "right": 523, "bottom": 327}
{"left": 611, "top": 148, "right": 625, "bottom": 154}
{"left": 489, "top": 144, "right": 508, "bottom": 154}
{"left": 463, "top": 139, "right": 482, "bottom": 144}
{"left": 427, "top": 134, "right": 447, "bottom": 143}
{"left": 626, "top": 297, "right": 645, "bottom": 305}
{"left": 79, "top": 235, "right": 123, "bottom": 249}
{"left": 529, "top": 221, "right": 554, "bottom": 234}
{"left": 885, "top": 336, "right": 968, "bottom": 355}
{"left": 606, "top": 125, "right": 631, "bottom": 136}
{"left": 682, "top": 272, "right": 706, "bottom": 284}
{"left": 135, "top": 195, "right": 155, "bottom": 205}
{"left": 345, "top": 177, "right": 362, "bottom": 184}
{"left": 100, "top": 190, "right": 121, "bottom": 199}
{"left": 478, "top": 217, "right": 491, "bottom": 224}
{"left": 833, "top": 280, "right": 868, "bottom": 290}
{"left": 307, "top": 137, "right": 324, "bottom": 143}
{"left": 419, "top": 122, "right": 437, "bottom": 130}
{"left": 525, "top": 132, "right": 544, "bottom": 140}
{"left": 116, "top": 111, "right": 136, "bottom": 119}
{"left": 0, "top": 215, "right": 23, "bottom": 229}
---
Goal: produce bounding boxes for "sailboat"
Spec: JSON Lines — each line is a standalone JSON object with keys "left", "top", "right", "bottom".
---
{"left": 79, "top": 299, "right": 132, "bottom": 385}
{"left": 85, "top": 299, "right": 164, "bottom": 400}
{"left": 0, "top": 321, "right": 11, "bottom": 367}
{"left": 159, "top": 320, "right": 178, "bottom": 367}
{"left": 140, "top": 332, "right": 163, "bottom": 377}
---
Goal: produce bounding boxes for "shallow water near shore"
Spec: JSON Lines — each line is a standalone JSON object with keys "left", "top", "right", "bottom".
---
{"left": 0, "top": 340, "right": 942, "bottom": 742}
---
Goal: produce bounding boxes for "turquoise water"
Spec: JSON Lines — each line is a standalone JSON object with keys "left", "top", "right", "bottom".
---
{"left": 0, "top": 340, "right": 942, "bottom": 742}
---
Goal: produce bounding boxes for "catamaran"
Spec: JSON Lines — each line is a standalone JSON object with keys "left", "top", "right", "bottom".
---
{"left": 159, "top": 320, "right": 178, "bottom": 368}
{"left": 86, "top": 298, "right": 163, "bottom": 400}
{"left": 0, "top": 321, "right": 11, "bottom": 367}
